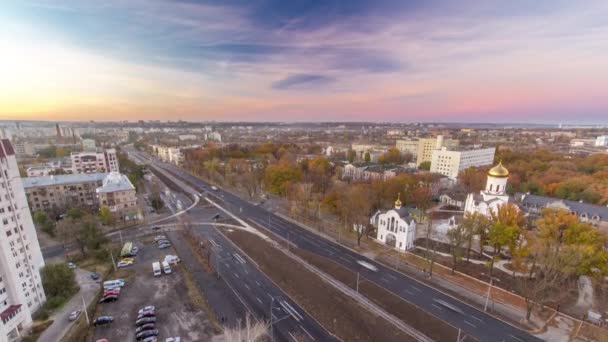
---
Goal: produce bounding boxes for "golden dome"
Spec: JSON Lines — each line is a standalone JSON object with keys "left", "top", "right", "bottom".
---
{"left": 488, "top": 161, "right": 509, "bottom": 178}
{"left": 395, "top": 193, "right": 402, "bottom": 208}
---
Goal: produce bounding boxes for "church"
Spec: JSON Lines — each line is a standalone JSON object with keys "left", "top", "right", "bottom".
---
{"left": 370, "top": 195, "right": 417, "bottom": 251}
{"left": 464, "top": 161, "right": 511, "bottom": 216}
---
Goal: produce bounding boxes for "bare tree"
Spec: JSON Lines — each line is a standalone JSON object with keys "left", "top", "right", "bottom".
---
{"left": 446, "top": 223, "right": 467, "bottom": 274}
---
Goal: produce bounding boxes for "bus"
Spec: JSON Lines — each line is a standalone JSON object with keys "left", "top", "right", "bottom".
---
{"left": 120, "top": 242, "right": 133, "bottom": 257}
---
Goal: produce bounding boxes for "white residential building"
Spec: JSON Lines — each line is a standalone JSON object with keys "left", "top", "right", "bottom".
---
{"left": 430, "top": 146, "right": 496, "bottom": 180}
{"left": 205, "top": 132, "right": 222, "bottom": 142}
{"left": 71, "top": 149, "right": 119, "bottom": 174}
{"left": 595, "top": 135, "right": 608, "bottom": 147}
{"left": 395, "top": 139, "right": 418, "bottom": 158}
{"left": 370, "top": 195, "right": 417, "bottom": 251}
{"left": 416, "top": 135, "right": 459, "bottom": 166}
{"left": 0, "top": 139, "right": 46, "bottom": 341}
{"left": 96, "top": 172, "right": 139, "bottom": 222}
{"left": 81, "top": 139, "right": 96, "bottom": 151}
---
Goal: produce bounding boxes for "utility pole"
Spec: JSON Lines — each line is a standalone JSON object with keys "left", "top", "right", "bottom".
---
{"left": 484, "top": 277, "right": 493, "bottom": 312}
{"left": 82, "top": 295, "right": 90, "bottom": 325}
{"left": 269, "top": 297, "right": 274, "bottom": 342}
{"left": 109, "top": 249, "right": 116, "bottom": 271}
{"left": 119, "top": 230, "right": 123, "bottom": 244}
{"left": 356, "top": 272, "right": 360, "bottom": 293}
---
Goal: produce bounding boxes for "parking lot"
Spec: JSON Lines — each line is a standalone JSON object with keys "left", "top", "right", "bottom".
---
{"left": 92, "top": 235, "right": 217, "bottom": 341}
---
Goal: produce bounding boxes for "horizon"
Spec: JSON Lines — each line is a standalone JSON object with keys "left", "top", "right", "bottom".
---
{"left": 1, "top": 1, "right": 607, "bottom": 123}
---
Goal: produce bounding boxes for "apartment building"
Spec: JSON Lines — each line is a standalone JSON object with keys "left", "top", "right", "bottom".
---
{"left": 22, "top": 174, "right": 106, "bottom": 213}
{"left": 71, "top": 148, "right": 119, "bottom": 174}
{"left": 430, "top": 146, "right": 496, "bottom": 180}
{"left": 395, "top": 139, "right": 418, "bottom": 158}
{"left": 416, "top": 136, "right": 459, "bottom": 166}
{"left": 151, "top": 145, "right": 183, "bottom": 165}
{"left": 0, "top": 140, "right": 46, "bottom": 341}
{"left": 96, "top": 172, "right": 139, "bottom": 222}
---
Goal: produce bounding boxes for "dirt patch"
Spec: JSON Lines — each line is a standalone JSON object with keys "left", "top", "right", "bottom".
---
{"left": 291, "top": 248, "right": 471, "bottom": 342}
{"left": 224, "top": 228, "right": 416, "bottom": 342}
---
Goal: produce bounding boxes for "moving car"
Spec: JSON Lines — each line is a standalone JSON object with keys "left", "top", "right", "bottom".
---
{"left": 93, "top": 316, "right": 114, "bottom": 326}
{"left": 136, "top": 330, "right": 159, "bottom": 341}
{"left": 117, "top": 260, "right": 134, "bottom": 268}
{"left": 68, "top": 310, "right": 81, "bottom": 321}
{"left": 99, "top": 295, "right": 119, "bottom": 303}
{"left": 135, "top": 317, "right": 157, "bottom": 326}
{"left": 211, "top": 186, "right": 218, "bottom": 191}
{"left": 90, "top": 272, "right": 100, "bottom": 280}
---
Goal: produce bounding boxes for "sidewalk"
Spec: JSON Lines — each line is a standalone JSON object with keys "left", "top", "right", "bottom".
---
{"left": 38, "top": 268, "right": 100, "bottom": 342}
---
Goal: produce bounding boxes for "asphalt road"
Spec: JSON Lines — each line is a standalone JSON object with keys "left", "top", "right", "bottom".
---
{"left": 131, "top": 149, "right": 542, "bottom": 342}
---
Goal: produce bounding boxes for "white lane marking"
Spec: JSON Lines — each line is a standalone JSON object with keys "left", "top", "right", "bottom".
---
{"left": 464, "top": 320, "right": 477, "bottom": 328}
{"left": 266, "top": 293, "right": 274, "bottom": 300}
{"left": 233, "top": 253, "right": 247, "bottom": 264}
{"left": 209, "top": 239, "right": 219, "bottom": 248}
{"left": 288, "top": 332, "right": 298, "bottom": 341}
{"left": 255, "top": 281, "right": 261, "bottom": 286}
{"left": 339, "top": 256, "right": 352, "bottom": 264}
{"left": 244, "top": 269, "right": 249, "bottom": 274}
{"left": 381, "top": 277, "right": 390, "bottom": 283}
{"left": 470, "top": 315, "right": 483, "bottom": 323}
{"left": 327, "top": 251, "right": 334, "bottom": 256}
{"left": 432, "top": 304, "right": 443, "bottom": 311}
{"left": 233, "top": 272, "right": 239, "bottom": 278}
{"left": 302, "top": 236, "right": 321, "bottom": 247}
{"left": 404, "top": 289, "right": 414, "bottom": 295}
{"left": 244, "top": 284, "right": 250, "bottom": 290}
{"left": 279, "top": 301, "right": 303, "bottom": 322}
{"left": 509, "top": 334, "right": 525, "bottom": 342}
{"left": 387, "top": 274, "right": 397, "bottom": 280}
{"left": 224, "top": 263, "right": 231, "bottom": 269}
{"left": 256, "top": 297, "right": 263, "bottom": 304}
{"left": 300, "top": 325, "right": 315, "bottom": 340}
{"left": 410, "top": 285, "right": 422, "bottom": 292}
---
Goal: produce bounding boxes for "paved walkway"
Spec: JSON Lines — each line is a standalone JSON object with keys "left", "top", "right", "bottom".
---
{"left": 38, "top": 268, "right": 100, "bottom": 342}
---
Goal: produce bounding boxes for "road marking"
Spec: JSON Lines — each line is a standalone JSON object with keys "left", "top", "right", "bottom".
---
{"left": 224, "top": 263, "right": 231, "bottom": 269}
{"left": 509, "top": 335, "right": 526, "bottom": 342}
{"left": 302, "top": 236, "right": 321, "bottom": 247}
{"left": 431, "top": 304, "right": 443, "bottom": 311}
{"left": 255, "top": 281, "right": 261, "bottom": 286}
{"left": 233, "top": 272, "right": 239, "bottom": 278}
{"left": 410, "top": 285, "right": 422, "bottom": 292}
{"left": 233, "top": 253, "right": 247, "bottom": 264}
{"left": 404, "top": 289, "right": 414, "bottom": 295}
{"left": 387, "top": 274, "right": 397, "bottom": 280}
{"left": 470, "top": 315, "right": 483, "bottom": 323}
{"left": 381, "top": 277, "right": 390, "bottom": 283}
{"left": 279, "top": 301, "right": 303, "bottom": 322}
{"left": 244, "top": 269, "right": 249, "bottom": 274}
{"left": 244, "top": 284, "right": 250, "bottom": 290}
{"left": 339, "top": 256, "right": 352, "bottom": 264}
{"left": 464, "top": 320, "right": 477, "bottom": 328}
{"left": 300, "top": 325, "right": 315, "bottom": 340}
{"left": 288, "top": 332, "right": 298, "bottom": 341}
{"left": 327, "top": 251, "right": 334, "bottom": 256}
{"left": 256, "top": 297, "right": 263, "bottom": 304}
{"left": 266, "top": 293, "right": 274, "bottom": 300}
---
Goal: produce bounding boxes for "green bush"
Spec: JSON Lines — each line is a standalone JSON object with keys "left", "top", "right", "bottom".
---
{"left": 44, "top": 296, "right": 67, "bottom": 310}
{"left": 33, "top": 309, "right": 50, "bottom": 321}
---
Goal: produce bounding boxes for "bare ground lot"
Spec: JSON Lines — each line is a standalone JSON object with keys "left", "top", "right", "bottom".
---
{"left": 92, "top": 236, "right": 218, "bottom": 341}
{"left": 223, "top": 228, "right": 415, "bottom": 342}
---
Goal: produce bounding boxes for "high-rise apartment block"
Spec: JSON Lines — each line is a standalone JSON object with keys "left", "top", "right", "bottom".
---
{"left": 0, "top": 140, "right": 46, "bottom": 340}
{"left": 71, "top": 148, "right": 119, "bottom": 174}
{"left": 430, "top": 146, "right": 496, "bottom": 180}
{"left": 416, "top": 136, "right": 459, "bottom": 166}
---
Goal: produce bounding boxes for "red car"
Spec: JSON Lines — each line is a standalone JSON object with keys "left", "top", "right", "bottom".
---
{"left": 103, "top": 289, "right": 120, "bottom": 297}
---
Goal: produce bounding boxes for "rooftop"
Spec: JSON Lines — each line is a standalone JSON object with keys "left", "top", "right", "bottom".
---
{"left": 96, "top": 172, "right": 135, "bottom": 193}
{"left": 22, "top": 173, "right": 107, "bottom": 188}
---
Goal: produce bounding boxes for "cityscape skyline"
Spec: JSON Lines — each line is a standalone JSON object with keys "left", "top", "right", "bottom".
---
{"left": 1, "top": 0, "right": 607, "bottom": 123}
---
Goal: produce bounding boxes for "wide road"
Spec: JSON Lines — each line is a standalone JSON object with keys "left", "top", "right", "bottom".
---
{"left": 131, "top": 149, "right": 541, "bottom": 342}
{"left": 129, "top": 149, "right": 334, "bottom": 342}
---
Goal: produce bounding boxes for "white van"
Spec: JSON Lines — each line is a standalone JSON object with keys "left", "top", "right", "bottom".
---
{"left": 162, "top": 261, "right": 172, "bottom": 274}
{"left": 152, "top": 262, "right": 161, "bottom": 277}
{"left": 103, "top": 279, "right": 125, "bottom": 290}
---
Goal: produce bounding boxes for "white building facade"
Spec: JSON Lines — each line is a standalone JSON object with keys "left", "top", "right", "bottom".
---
{"left": 71, "top": 148, "right": 119, "bottom": 174}
{"left": 430, "top": 146, "right": 496, "bottom": 180}
{"left": 464, "top": 162, "right": 511, "bottom": 216}
{"left": 371, "top": 196, "right": 417, "bottom": 251}
{"left": 595, "top": 135, "right": 608, "bottom": 147}
{"left": 0, "top": 140, "right": 46, "bottom": 341}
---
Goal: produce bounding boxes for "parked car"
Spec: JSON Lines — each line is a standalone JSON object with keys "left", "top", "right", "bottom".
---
{"left": 121, "top": 257, "right": 135, "bottom": 263}
{"left": 95, "top": 339, "right": 109, "bottom": 342}
{"left": 90, "top": 272, "right": 100, "bottom": 280}
{"left": 99, "top": 295, "right": 119, "bottom": 303}
{"left": 154, "top": 235, "right": 167, "bottom": 241}
{"left": 152, "top": 226, "right": 161, "bottom": 231}
{"left": 68, "top": 310, "right": 81, "bottom": 321}
{"left": 117, "top": 260, "right": 134, "bottom": 268}
{"left": 211, "top": 186, "right": 218, "bottom": 191}
{"left": 156, "top": 239, "right": 170, "bottom": 245}
{"left": 142, "top": 337, "right": 158, "bottom": 342}
{"left": 138, "top": 306, "right": 155, "bottom": 315}
{"left": 135, "top": 317, "right": 157, "bottom": 326}
{"left": 136, "top": 330, "right": 159, "bottom": 341}
{"left": 136, "top": 323, "right": 156, "bottom": 334}
{"left": 93, "top": 316, "right": 114, "bottom": 326}
{"left": 67, "top": 262, "right": 76, "bottom": 270}
{"left": 164, "top": 255, "right": 180, "bottom": 265}
{"left": 158, "top": 243, "right": 171, "bottom": 249}
{"left": 103, "top": 289, "right": 120, "bottom": 297}
{"left": 131, "top": 246, "right": 139, "bottom": 254}
{"left": 165, "top": 337, "right": 181, "bottom": 342}
{"left": 103, "top": 279, "right": 125, "bottom": 288}
{"left": 137, "top": 311, "right": 155, "bottom": 319}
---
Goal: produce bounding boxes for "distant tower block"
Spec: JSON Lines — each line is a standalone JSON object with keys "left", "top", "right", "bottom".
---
{"left": 56, "top": 123, "right": 62, "bottom": 144}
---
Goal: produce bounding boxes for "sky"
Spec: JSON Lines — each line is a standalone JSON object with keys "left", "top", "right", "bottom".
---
{"left": 1, "top": 0, "right": 607, "bottom": 123}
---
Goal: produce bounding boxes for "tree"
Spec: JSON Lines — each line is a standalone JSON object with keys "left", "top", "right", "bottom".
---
{"left": 446, "top": 223, "right": 467, "bottom": 273}
{"left": 487, "top": 203, "right": 523, "bottom": 276}
{"left": 66, "top": 208, "right": 84, "bottom": 220}
{"left": 263, "top": 159, "right": 303, "bottom": 196}
{"left": 364, "top": 152, "right": 371, "bottom": 163}
{"left": 378, "top": 147, "right": 406, "bottom": 165}
{"left": 33, "top": 211, "right": 56, "bottom": 237}
{"left": 41, "top": 263, "right": 78, "bottom": 299}
{"left": 99, "top": 206, "right": 115, "bottom": 226}
{"left": 458, "top": 167, "right": 487, "bottom": 193}
{"left": 460, "top": 212, "right": 490, "bottom": 262}
{"left": 341, "top": 185, "right": 374, "bottom": 246}
{"left": 418, "top": 161, "right": 431, "bottom": 171}
{"left": 56, "top": 215, "right": 107, "bottom": 257}
{"left": 347, "top": 149, "right": 356, "bottom": 163}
